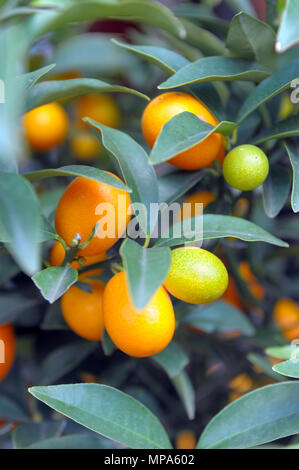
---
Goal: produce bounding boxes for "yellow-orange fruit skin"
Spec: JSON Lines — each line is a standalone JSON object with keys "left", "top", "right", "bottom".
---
{"left": 61, "top": 282, "right": 105, "bottom": 341}
{"left": 23, "top": 103, "right": 68, "bottom": 151}
{"left": 142, "top": 92, "right": 222, "bottom": 170}
{"left": 55, "top": 174, "right": 131, "bottom": 257}
{"left": 103, "top": 271, "right": 175, "bottom": 358}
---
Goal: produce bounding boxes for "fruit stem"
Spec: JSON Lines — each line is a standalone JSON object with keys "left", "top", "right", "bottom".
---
{"left": 143, "top": 234, "right": 151, "bottom": 248}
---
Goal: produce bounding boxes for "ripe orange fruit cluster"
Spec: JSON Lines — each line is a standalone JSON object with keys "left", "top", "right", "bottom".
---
{"left": 0, "top": 324, "right": 15, "bottom": 382}
{"left": 273, "top": 298, "right": 299, "bottom": 341}
{"left": 23, "top": 93, "right": 121, "bottom": 161}
{"left": 142, "top": 92, "right": 269, "bottom": 190}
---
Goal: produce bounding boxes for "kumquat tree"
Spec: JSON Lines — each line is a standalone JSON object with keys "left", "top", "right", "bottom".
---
{"left": 1, "top": 0, "right": 299, "bottom": 454}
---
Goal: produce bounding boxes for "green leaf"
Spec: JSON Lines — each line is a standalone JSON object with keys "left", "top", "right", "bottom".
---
{"left": 285, "top": 144, "right": 299, "bottom": 212}
{"left": 29, "top": 384, "right": 172, "bottom": 449}
{"left": 112, "top": 39, "right": 189, "bottom": 74}
{"left": 38, "top": 341, "right": 98, "bottom": 385}
{"left": 158, "top": 170, "right": 207, "bottom": 204}
{"left": 0, "top": 253, "right": 19, "bottom": 284}
{"left": 152, "top": 341, "right": 189, "bottom": 378}
{"left": 26, "top": 77, "right": 148, "bottom": 111}
{"left": 120, "top": 238, "right": 171, "bottom": 310}
{"left": 226, "top": 12, "right": 276, "bottom": 70}
{"left": 247, "top": 353, "right": 284, "bottom": 381}
{"left": 226, "top": 0, "right": 256, "bottom": 16}
{"left": 273, "top": 360, "right": 299, "bottom": 378}
{"left": 85, "top": 120, "right": 158, "bottom": 235}
{"left": 17, "top": 64, "right": 56, "bottom": 90}
{"left": 0, "top": 289, "right": 41, "bottom": 324}
{"left": 13, "top": 421, "right": 65, "bottom": 449}
{"left": 237, "top": 58, "right": 299, "bottom": 122}
{"left": 0, "top": 24, "right": 27, "bottom": 173}
{"left": 113, "top": 40, "right": 224, "bottom": 120}
{"left": 174, "top": 4, "right": 229, "bottom": 36}
{"left": 49, "top": 34, "right": 139, "bottom": 76}
{"left": 254, "top": 113, "right": 299, "bottom": 144}
{"left": 179, "top": 18, "right": 226, "bottom": 56}
{"left": 158, "top": 57, "right": 270, "bottom": 90}
{"left": 24, "top": 165, "right": 130, "bottom": 192}
{"left": 41, "top": 302, "right": 68, "bottom": 331}
{"left": 172, "top": 371, "right": 195, "bottom": 420}
{"left": 198, "top": 382, "right": 299, "bottom": 448}
{"left": 155, "top": 214, "right": 288, "bottom": 248}
{"left": 182, "top": 301, "right": 254, "bottom": 335}
{"left": 102, "top": 330, "right": 116, "bottom": 356}
{"left": 266, "top": 344, "right": 299, "bottom": 359}
{"left": 149, "top": 113, "right": 236, "bottom": 165}
{"left": 276, "top": 0, "right": 299, "bottom": 52}
{"left": 0, "top": 394, "right": 27, "bottom": 422}
{"left": 32, "top": 266, "right": 78, "bottom": 304}
{"left": 0, "top": 6, "right": 45, "bottom": 22}
{"left": 0, "top": 173, "right": 41, "bottom": 275}
{"left": 263, "top": 164, "right": 291, "bottom": 218}
{"left": 27, "top": 433, "right": 113, "bottom": 449}
{"left": 28, "top": 0, "right": 185, "bottom": 40}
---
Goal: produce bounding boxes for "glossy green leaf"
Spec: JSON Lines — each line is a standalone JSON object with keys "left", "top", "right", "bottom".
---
{"left": 226, "top": 12, "right": 276, "bottom": 70}
{"left": 182, "top": 301, "right": 254, "bottom": 335}
{"left": 254, "top": 113, "right": 299, "bottom": 144}
{"left": 27, "top": 433, "right": 113, "bottom": 449}
{"left": 237, "top": 58, "right": 299, "bottom": 122}
{"left": 273, "top": 360, "right": 299, "bottom": 378}
{"left": 120, "top": 238, "right": 171, "bottom": 310}
{"left": 158, "top": 57, "right": 270, "bottom": 90}
{"left": 0, "top": 173, "right": 41, "bottom": 275}
{"left": 0, "top": 394, "right": 27, "bottom": 422}
{"left": 38, "top": 341, "right": 98, "bottom": 385}
{"left": 152, "top": 341, "right": 189, "bottom": 378}
{"left": 276, "top": 0, "right": 299, "bottom": 52}
{"left": 114, "top": 40, "right": 224, "bottom": 120}
{"left": 263, "top": 164, "right": 291, "bottom": 218}
{"left": 13, "top": 421, "right": 65, "bottom": 449}
{"left": 26, "top": 77, "right": 148, "bottom": 111}
{"left": 266, "top": 344, "right": 299, "bottom": 359}
{"left": 172, "top": 371, "right": 195, "bottom": 420}
{"left": 198, "top": 382, "right": 299, "bottom": 448}
{"left": 32, "top": 266, "right": 78, "bottom": 304}
{"left": 85, "top": 119, "right": 158, "bottom": 235}
{"left": 17, "top": 64, "right": 56, "bottom": 90}
{"left": 24, "top": 165, "right": 130, "bottom": 192}
{"left": 155, "top": 214, "right": 288, "bottom": 248}
{"left": 150, "top": 113, "right": 235, "bottom": 165}
{"left": 28, "top": 0, "right": 185, "bottom": 40}
{"left": 112, "top": 39, "right": 189, "bottom": 74}
{"left": 29, "top": 384, "right": 172, "bottom": 449}
{"left": 158, "top": 170, "right": 207, "bottom": 204}
{"left": 285, "top": 144, "right": 299, "bottom": 212}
